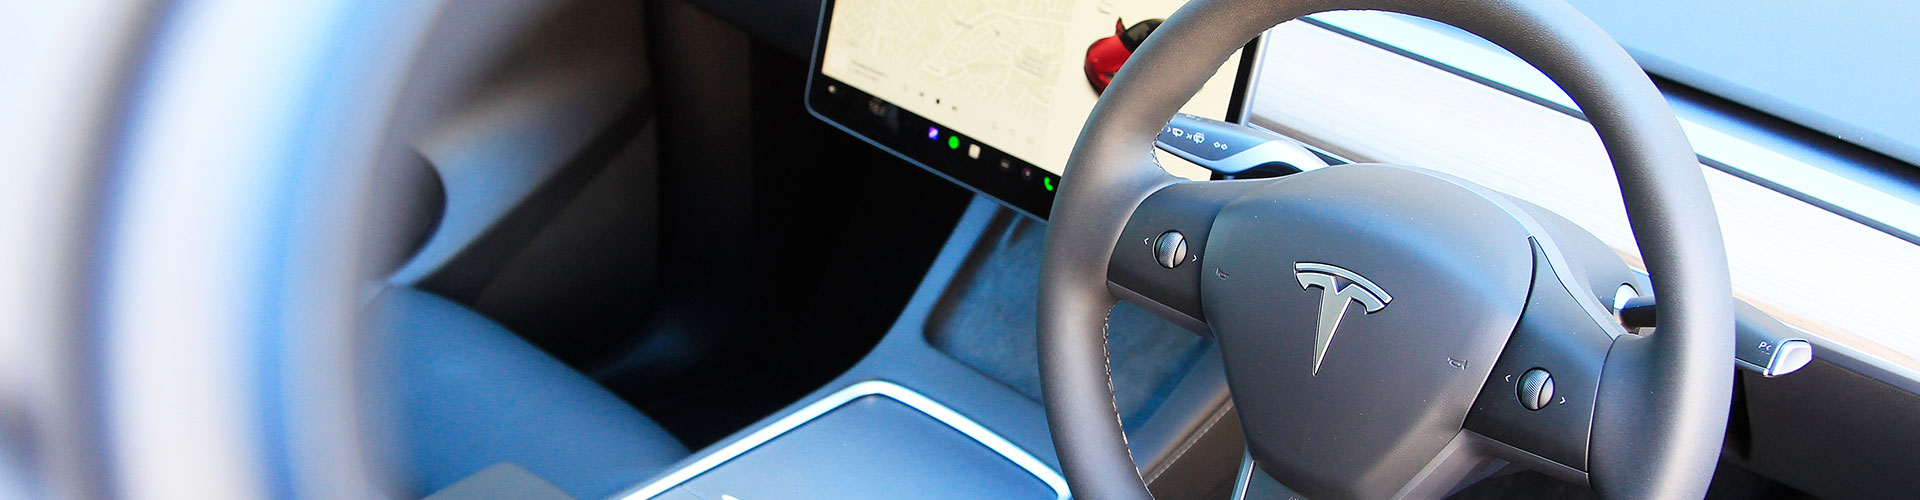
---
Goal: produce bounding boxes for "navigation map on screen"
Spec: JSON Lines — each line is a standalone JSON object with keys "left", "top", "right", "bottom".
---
{"left": 818, "top": 0, "right": 1246, "bottom": 181}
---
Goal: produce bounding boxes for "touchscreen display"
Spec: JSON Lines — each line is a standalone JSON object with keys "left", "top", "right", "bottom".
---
{"left": 808, "top": 0, "right": 1257, "bottom": 217}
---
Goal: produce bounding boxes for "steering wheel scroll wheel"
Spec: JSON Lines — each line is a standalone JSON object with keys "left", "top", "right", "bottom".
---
{"left": 1038, "top": 0, "right": 1735, "bottom": 499}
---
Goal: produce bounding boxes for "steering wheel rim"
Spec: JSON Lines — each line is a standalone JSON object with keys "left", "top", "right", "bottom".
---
{"left": 1038, "top": 0, "right": 1734, "bottom": 498}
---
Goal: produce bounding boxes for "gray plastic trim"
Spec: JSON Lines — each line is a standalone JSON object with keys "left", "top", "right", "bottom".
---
{"left": 1159, "top": 138, "right": 1328, "bottom": 175}
{"left": 1155, "top": 116, "right": 1328, "bottom": 175}
{"left": 1228, "top": 451, "right": 1254, "bottom": 500}
{"left": 616, "top": 380, "right": 1069, "bottom": 500}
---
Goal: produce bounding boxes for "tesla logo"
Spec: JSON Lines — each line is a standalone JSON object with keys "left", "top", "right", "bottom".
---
{"left": 1294, "top": 263, "right": 1392, "bottom": 375}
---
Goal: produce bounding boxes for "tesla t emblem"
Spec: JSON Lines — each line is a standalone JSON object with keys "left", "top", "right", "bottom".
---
{"left": 1294, "top": 262, "right": 1393, "bottom": 375}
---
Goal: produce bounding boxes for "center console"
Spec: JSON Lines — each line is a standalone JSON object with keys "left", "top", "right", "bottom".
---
{"left": 607, "top": 0, "right": 1257, "bottom": 496}
{"left": 610, "top": 197, "right": 1243, "bottom": 500}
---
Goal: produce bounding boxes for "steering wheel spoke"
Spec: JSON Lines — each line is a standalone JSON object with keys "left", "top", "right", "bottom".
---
{"left": 1460, "top": 236, "right": 1623, "bottom": 475}
{"left": 1236, "top": 429, "right": 1595, "bottom": 500}
{"left": 1107, "top": 179, "right": 1272, "bottom": 334}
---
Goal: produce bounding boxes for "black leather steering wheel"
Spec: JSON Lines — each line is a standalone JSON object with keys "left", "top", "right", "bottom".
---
{"left": 1038, "top": 0, "right": 1735, "bottom": 498}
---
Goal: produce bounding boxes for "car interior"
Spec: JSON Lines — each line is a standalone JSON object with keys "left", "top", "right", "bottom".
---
{"left": 7, "top": 0, "right": 1920, "bottom": 499}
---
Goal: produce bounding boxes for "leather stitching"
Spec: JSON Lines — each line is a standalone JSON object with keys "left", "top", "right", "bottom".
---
{"left": 1143, "top": 399, "right": 1234, "bottom": 485}
{"left": 1101, "top": 308, "right": 1146, "bottom": 483}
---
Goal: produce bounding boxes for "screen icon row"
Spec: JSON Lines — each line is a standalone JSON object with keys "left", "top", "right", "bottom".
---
{"left": 923, "top": 125, "right": 1057, "bottom": 194}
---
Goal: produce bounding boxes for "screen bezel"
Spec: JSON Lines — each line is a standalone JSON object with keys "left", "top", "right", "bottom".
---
{"left": 804, "top": 0, "right": 1265, "bottom": 220}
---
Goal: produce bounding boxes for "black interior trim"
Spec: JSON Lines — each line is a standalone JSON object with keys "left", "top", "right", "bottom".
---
{"left": 416, "top": 94, "right": 655, "bottom": 301}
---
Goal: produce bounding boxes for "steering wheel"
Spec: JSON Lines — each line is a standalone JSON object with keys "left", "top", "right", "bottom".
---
{"left": 1039, "top": 0, "right": 1735, "bottom": 498}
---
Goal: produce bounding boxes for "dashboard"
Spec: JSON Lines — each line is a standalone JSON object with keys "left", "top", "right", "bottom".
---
{"left": 673, "top": 0, "right": 1920, "bottom": 496}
